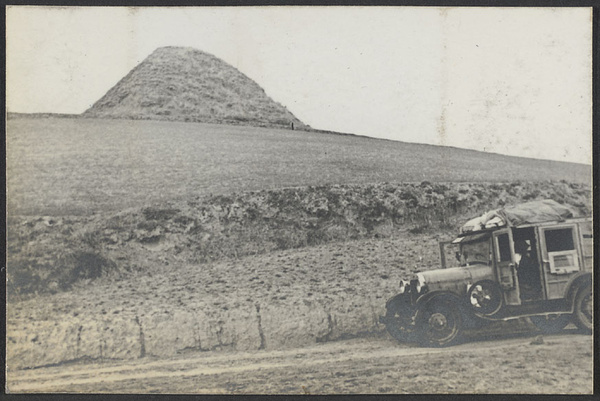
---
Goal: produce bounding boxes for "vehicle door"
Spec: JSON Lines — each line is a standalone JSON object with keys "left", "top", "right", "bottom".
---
{"left": 492, "top": 228, "right": 521, "bottom": 305}
{"left": 538, "top": 223, "right": 582, "bottom": 300}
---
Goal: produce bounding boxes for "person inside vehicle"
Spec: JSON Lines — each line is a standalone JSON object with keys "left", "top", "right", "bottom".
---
{"left": 514, "top": 240, "right": 541, "bottom": 300}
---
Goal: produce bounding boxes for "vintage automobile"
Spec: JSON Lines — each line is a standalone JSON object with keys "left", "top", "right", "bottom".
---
{"left": 380, "top": 199, "right": 593, "bottom": 347}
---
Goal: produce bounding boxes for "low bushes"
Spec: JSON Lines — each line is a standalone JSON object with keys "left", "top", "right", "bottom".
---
{"left": 6, "top": 181, "right": 591, "bottom": 298}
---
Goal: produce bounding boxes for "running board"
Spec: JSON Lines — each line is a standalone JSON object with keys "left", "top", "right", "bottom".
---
{"left": 475, "top": 309, "right": 573, "bottom": 322}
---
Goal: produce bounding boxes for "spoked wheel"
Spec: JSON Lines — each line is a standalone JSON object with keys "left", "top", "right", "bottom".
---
{"left": 468, "top": 280, "right": 503, "bottom": 316}
{"left": 384, "top": 303, "right": 417, "bottom": 343}
{"left": 417, "top": 300, "right": 463, "bottom": 347}
{"left": 530, "top": 314, "right": 571, "bottom": 334}
{"left": 572, "top": 284, "right": 592, "bottom": 333}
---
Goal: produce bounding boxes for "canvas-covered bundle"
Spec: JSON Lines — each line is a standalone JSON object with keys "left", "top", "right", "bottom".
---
{"left": 460, "top": 200, "right": 578, "bottom": 234}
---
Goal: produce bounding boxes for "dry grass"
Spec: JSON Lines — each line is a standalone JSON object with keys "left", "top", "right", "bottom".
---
{"left": 6, "top": 115, "right": 591, "bottom": 298}
{"left": 6, "top": 117, "right": 591, "bottom": 216}
{"left": 6, "top": 180, "right": 591, "bottom": 298}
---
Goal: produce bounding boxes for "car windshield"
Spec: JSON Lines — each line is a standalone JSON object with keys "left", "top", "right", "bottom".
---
{"left": 459, "top": 235, "right": 491, "bottom": 266}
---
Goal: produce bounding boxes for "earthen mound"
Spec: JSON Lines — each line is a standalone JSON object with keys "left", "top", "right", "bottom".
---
{"left": 83, "top": 46, "right": 308, "bottom": 130}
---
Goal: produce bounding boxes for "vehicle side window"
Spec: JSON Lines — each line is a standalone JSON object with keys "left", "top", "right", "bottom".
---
{"left": 497, "top": 233, "right": 512, "bottom": 262}
{"left": 543, "top": 227, "right": 579, "bottom": 274}
{"left": 544, "top": 228, "right": 575, "bottom": 252}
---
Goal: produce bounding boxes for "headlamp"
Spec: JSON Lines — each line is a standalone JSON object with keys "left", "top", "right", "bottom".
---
{"left": 398, "top": 280, "right": 410, "bottom": 294}
{"left": 416, "top": 273, "right": 427, "bottom": 294}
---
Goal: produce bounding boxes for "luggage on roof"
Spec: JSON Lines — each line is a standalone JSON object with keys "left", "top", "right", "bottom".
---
{"left": 460, "top": 199, "right": 578, "bottom": 234}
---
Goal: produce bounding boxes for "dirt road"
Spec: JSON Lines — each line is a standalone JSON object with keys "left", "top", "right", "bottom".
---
{"left": 7, "top": 330, "right": 592, "bottom": 394}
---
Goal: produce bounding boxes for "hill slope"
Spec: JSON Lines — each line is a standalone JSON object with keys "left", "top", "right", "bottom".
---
{"left": 83, "top": 47, "right": 309, "bottom": 130}
{"left": 7, "top": 118, "right": 591, "bottom": 216}
{"left": 6, "top": 181, "right": 592, "bottom": 370}
{"left": 7, "top": 180, "right": 591, "bottom": 298}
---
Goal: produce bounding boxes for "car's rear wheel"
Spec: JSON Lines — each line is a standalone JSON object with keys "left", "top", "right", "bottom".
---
{"left": 530, "top": 314, "right": 570, "bottom": 334}
{"left": 417, "top": 300, "right": 463, "bottom": 347}
{"left": 572, "top": 284, "right": 592, "bottom": 333}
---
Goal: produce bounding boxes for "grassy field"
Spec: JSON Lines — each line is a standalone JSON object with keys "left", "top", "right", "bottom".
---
{"left": 6, "top": 117, "right": 590, "bottom": 216}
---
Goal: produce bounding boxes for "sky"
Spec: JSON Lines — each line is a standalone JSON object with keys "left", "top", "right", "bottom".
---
{"left": 6, "top": 6, "right": 592, "bottom": 164}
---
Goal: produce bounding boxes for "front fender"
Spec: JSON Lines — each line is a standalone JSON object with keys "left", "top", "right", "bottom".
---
{"left": 414, "top": 291, "right": 467, "bottom": 322}
{"left": 415, "top": 290, "right": 463, "bottom": 308}
{"left": 385, "top": 292, "right": 416, "bottom": 314}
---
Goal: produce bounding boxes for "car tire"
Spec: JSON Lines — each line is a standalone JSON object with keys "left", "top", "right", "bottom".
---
{"left": 467, "top": 280, "right": 503, "bottom": 316}
{"left": 417, "top": 300, "right": 463, "bottom": 347}
{"left": 530, "top": 314, "right": 570, "bottom": 334}
{"left": 572, "top": 284, "right": 592, "bottom": 333}
{"left": 384, "top": 302, "right": 416, "bottom": 343}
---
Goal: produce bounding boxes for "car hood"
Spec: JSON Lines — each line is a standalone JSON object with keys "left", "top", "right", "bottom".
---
{"left": 419, "top": 265, "right": 493, "bottom": 286}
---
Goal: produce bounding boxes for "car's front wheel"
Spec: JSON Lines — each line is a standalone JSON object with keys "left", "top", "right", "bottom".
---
{"left": 417, "top": 300, "right": 463, "bottom": 347}
{"left": 467, "top": 280, "right": 503, "bottom": 316}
